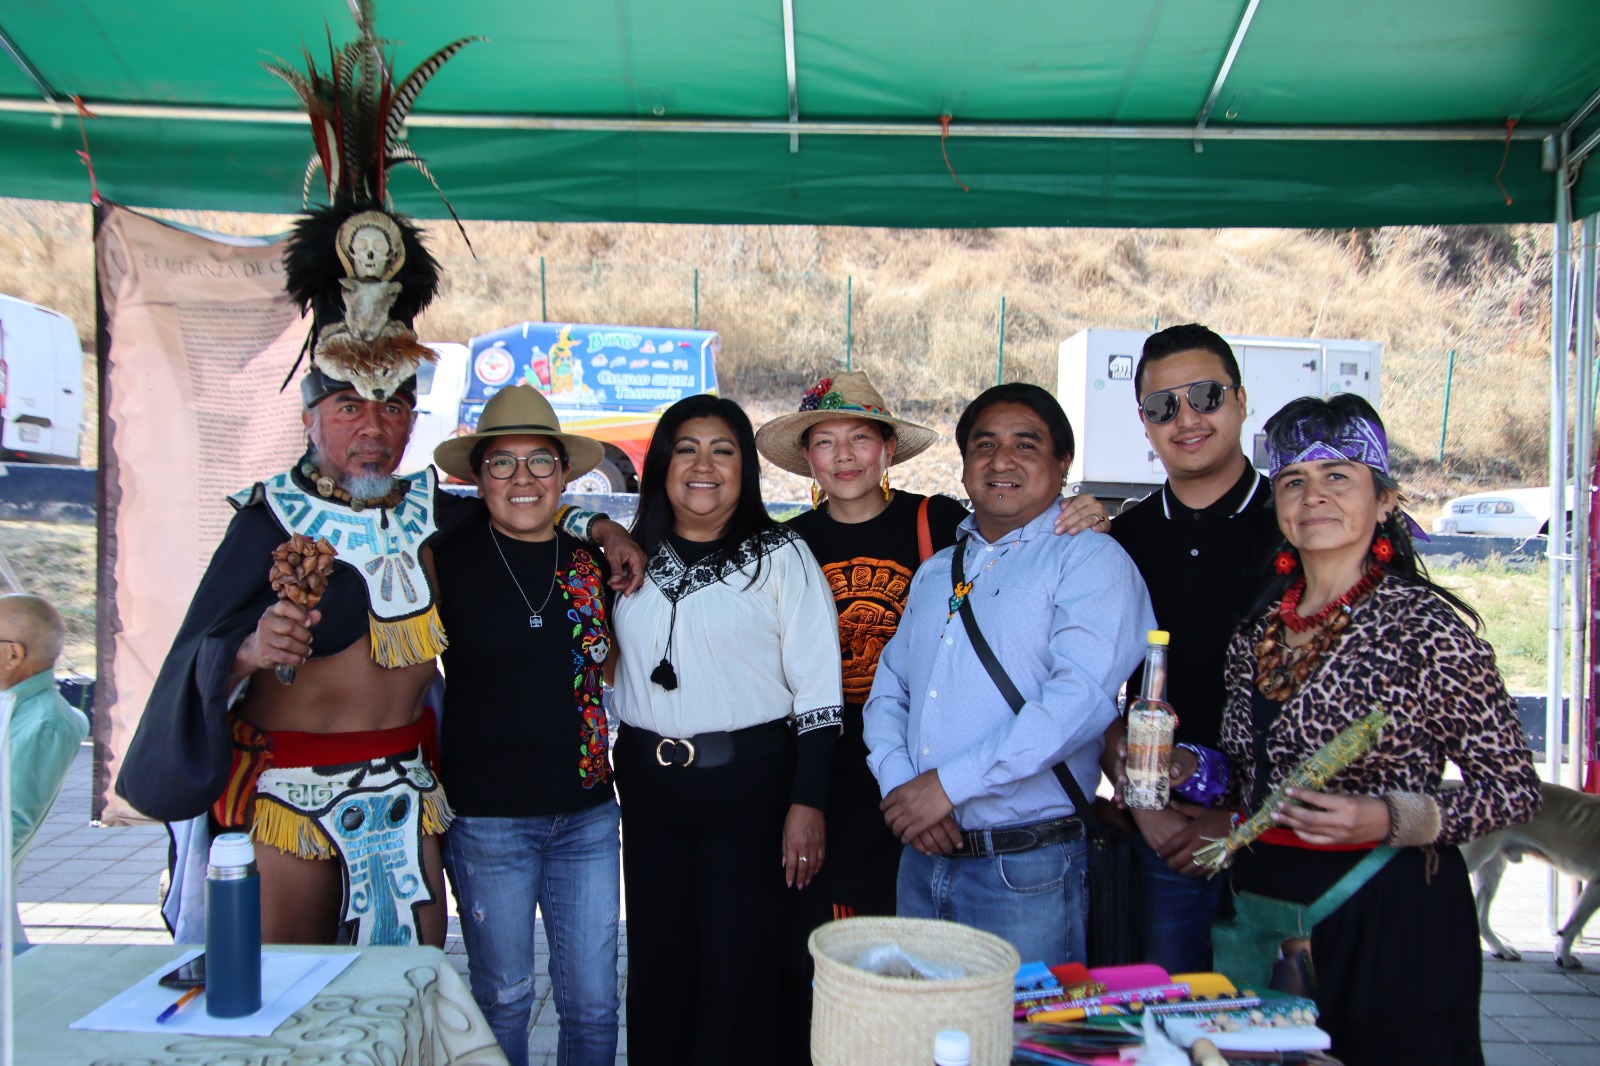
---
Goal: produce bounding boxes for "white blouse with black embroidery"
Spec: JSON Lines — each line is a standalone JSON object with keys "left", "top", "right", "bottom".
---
{"left": 613, "top": 526, "right": 845, "bottom": 738}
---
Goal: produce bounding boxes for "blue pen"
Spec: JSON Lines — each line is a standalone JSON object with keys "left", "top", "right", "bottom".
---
{"left": 157, "top": 985, "right": 204, "bottom": 1024}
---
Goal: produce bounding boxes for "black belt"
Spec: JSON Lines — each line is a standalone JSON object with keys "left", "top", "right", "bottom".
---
{"left": 958, "top": 816, "right": 1084, "bottom": 858}
{"left": 627, "top": 719, "right": 790, "bottom": 770}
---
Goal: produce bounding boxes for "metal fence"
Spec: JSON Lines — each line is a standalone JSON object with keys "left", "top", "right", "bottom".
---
{"left": 428, "top": 258, "right": 1567, "bottom": 470}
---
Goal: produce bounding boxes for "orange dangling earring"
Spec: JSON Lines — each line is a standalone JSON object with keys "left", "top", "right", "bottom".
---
{"left": 1372, "top": 517, "right": 1394, "bottom": 564}
{"left": 881, "top": 470, "right": 892, "bottom": 501}
{"left": 811, "top": 483, "right": 823, "bottom": 509}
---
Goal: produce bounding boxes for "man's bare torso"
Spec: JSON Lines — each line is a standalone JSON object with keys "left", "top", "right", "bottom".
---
{"left": 235, "top": 633, "right": 435, "bottom": 735}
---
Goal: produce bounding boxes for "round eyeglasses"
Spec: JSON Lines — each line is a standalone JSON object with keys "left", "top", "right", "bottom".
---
{"left": 1139, "top": 380, "right": 1240, "bottom": 425}
{"left": 484, "top": 453, "right": 561, "bottom": 479}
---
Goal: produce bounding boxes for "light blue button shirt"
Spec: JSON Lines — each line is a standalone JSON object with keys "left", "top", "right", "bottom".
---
{"left": 864, "top": 501, "right": 1155, "bottom": 830}
{"left": 5, "top": 669, "right": 89, "bottom": 864}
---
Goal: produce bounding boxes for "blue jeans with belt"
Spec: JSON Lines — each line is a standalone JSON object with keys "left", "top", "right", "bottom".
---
{"left": 897, "top": 835, "right": 1089, "bottom": 964}
{"left": 443, "top": 800, "right": 621, "bottom": 1066}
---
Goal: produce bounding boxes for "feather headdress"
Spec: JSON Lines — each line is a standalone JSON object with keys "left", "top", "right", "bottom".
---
{"left": 266, "top": 0, "right": 481, "bottom": 404}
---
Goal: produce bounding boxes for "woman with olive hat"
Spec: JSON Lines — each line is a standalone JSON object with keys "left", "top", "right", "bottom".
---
{"left": 429, "top": 383, "right": 622, "bottom": 1066}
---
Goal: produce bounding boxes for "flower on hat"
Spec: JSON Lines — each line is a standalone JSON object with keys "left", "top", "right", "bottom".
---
{"left": 799, "top": 377, "right": 834, "bottom": 412}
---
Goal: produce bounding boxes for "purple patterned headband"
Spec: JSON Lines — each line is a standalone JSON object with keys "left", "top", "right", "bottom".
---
{"left": 1266, "top": 415, "right": 1390, "bottom": 479}
{"left": 1267, "top": 413, "right": 1428, "bottom": 541}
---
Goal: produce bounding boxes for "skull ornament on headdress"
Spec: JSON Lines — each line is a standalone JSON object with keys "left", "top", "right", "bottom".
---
{"left": 265, "top": 0, "right": 481, "bottom": 406}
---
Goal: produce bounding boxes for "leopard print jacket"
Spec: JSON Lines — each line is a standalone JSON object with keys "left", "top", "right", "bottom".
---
{"left": 1221, "top": 578, "right": 1542, "bottom": 847}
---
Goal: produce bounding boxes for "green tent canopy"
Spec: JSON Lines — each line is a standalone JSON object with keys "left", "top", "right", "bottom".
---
{"left": 2, "top": 0, "right": 1598, "bottom": 226}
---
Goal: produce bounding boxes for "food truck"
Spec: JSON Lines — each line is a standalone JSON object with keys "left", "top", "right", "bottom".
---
{"left": 455, "top": 322, "right": 721, "bottom": 493}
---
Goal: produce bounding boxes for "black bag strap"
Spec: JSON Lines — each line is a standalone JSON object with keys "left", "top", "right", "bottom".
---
{"left": 951, "top": 536, "right": 1101, "bottom": 831}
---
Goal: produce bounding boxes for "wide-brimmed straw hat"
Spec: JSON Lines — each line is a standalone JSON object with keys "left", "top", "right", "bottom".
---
{"left": 756, "top": 371, "right": 940, "bottom": 476}
{"left": 433, "top": 384, "right": 605, "bottom": 481}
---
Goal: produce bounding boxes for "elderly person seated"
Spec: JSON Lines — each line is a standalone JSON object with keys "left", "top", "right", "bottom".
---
{"left": 2, "top": 594, "right": 89, "bottom": 952}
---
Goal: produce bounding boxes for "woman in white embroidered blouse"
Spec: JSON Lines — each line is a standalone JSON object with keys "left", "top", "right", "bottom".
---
{"left": 611, "top": 394, "right": 843, "bottom": 1066}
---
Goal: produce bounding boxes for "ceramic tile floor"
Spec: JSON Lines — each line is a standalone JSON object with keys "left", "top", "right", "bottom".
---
{"left": 13, "top": 747, "right": 1599, "bottom": 1065}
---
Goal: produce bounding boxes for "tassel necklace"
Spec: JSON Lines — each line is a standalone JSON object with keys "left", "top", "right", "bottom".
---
{"left": 650, "top": 602, "right": 680, "bottom": 691}
{"left": 1254, "top": 566, "right": 1383, "bottom": 701}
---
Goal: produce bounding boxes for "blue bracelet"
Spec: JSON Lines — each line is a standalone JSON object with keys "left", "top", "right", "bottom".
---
{"left": 558, "top": 506, "right": 608, "bottom": 541}
{"left": 1172, "top": 743, "right": 1230, "bottom": 807}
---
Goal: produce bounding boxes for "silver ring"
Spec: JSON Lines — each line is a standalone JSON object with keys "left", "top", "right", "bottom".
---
{"left": 1190, "top": 857, "right": 1203, "bottom": 866}
{"left": 799, "top": 857, "right": 809, "bottom": 862}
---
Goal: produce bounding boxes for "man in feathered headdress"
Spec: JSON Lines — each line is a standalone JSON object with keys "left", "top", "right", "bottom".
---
{"left": 116, "top": 4, "right": 644, "bottom": 948}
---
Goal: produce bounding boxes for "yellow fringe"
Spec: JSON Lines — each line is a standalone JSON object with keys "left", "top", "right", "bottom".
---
{"left": 253, "top": 801, "right": 336, "bottom": 859}
{"left": 369, "top": 605, "right": 448, "bottom": 668}
{"left": 253, "top": 788, "right": 453, "bottom": 859}
{"left": 422, "top": 788, "right": 454, "bottom": 835}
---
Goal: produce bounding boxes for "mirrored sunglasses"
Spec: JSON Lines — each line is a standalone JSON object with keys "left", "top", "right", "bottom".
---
{"left": 1139, "top": 380, "right": 1239, "bottom": 425}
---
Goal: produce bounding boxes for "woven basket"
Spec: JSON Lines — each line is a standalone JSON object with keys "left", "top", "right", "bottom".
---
{"left": 809, "top": 917, "right": 1020, "bottom": 1066}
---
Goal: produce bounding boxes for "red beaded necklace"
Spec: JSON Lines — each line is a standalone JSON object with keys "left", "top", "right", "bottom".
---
{"left": 1278, "top": 564, "right": 1383, "bottom": 634}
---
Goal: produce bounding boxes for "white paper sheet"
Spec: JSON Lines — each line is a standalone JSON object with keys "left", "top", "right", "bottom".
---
{"left": 70, "top": 948, "right": 359, "bottom": 1037}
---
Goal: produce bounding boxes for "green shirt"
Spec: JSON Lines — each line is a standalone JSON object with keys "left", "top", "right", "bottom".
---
{"left": 6, "top": 669, "right": 88, "bottom": 864}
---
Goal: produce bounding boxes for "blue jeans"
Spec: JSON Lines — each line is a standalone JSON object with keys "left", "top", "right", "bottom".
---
{"left": 1133, "top": 832, "right": 1227, "bottom": 974}
{"left": 443, "top": 801, "right": 621, "bottom": 1066}
{"left": 897, "top": 836, "right": 1089, "bottom": 964}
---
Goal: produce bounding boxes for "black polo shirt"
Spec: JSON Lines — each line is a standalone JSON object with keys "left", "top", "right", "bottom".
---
{"left": 1109, "top": 463, "right": 1281, "bottom": 749}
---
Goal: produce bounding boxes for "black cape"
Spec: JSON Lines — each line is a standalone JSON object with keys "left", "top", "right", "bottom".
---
{"left": 115, "top": 478, "right": 478, "bottom": 822}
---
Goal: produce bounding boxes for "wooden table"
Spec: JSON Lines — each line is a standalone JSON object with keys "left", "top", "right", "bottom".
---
{"left": 11, "top": 943, "right": 508, "bottom": 1065}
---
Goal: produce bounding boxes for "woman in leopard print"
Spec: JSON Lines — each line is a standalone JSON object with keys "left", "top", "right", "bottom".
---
{"left": 1217, "top": 394, "right": 1540, "bottom": 1066}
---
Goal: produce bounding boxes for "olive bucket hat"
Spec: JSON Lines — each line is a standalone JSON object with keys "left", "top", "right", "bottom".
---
{"left": 433, "top": 383, "right": 605, "bottom": 481}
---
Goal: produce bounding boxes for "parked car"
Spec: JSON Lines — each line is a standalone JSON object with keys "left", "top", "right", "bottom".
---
{"left": 1431, "top": 487, "right": 1575, "bottom": 538}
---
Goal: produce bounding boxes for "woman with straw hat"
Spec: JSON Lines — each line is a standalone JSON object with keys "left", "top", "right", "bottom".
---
{"left": 429, "top": 383, "right": 624, "bottom": 1066}
{"left": 755, "top": 371, "right": 1105, "bottom": 1062}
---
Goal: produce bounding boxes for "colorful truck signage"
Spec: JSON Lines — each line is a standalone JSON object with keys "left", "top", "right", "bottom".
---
{"left": 466, "top": 322, "right": 719, "bottom": 410}
{"left": 460, "top": 322, "right": 721, "bottom": 491}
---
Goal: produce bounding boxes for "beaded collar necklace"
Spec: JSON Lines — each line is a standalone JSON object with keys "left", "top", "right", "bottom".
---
{"left": 298, "top": 458, "right": 410, "bottom": 512}
{"left": 1254, "top": 565, "right": 1383, "bottom": 701}
{"left": 1277, "top": 564, "right": 1383, "bottom": 634}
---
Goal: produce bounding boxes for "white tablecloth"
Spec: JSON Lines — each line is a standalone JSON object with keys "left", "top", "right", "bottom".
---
{"left": 12, "top": 943, "right": 509, "bottom": 1065}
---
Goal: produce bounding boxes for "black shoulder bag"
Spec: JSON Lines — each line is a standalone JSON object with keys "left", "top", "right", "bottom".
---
{"left": 951, "top": 537, "right": 1146, "bottom": 967}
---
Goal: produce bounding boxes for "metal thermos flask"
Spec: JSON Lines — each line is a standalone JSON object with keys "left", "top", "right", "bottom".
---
{"left": 205, "top": 832, "right": 262, "bottom": 1017}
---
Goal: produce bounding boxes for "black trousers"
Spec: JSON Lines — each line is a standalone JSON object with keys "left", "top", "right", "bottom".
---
{"left": 616, "top": 723, "right": 794, "bottom": 1066}
{"left": 779, "top": 703, "right": 899, "bottom": 1066}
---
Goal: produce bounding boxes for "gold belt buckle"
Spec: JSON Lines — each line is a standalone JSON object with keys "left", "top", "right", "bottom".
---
{"left": 654, "top": 736, "right": 697, "bottom": 767}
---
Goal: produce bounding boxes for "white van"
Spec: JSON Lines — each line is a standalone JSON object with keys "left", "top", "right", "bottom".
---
{"left": 0, "top": 295, "right": 85, "bottom": 464}
{"left": 398, "top": 342, "right": 470, "bottom": 475}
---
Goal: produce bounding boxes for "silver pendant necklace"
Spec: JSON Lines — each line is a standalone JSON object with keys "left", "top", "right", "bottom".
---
{"left": 489, "top": 524, "right": 560, "bottom": 628}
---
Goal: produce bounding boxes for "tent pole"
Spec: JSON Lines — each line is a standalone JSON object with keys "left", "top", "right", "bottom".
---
{"left": 1192, "top": 0, "right": 1262, "bottom": 152}
{"left": 0, "top": 96, "right": 1560, "bottom": 144}
{"left": 1547, "top": 150, "right": 1573, "bottom": 934}
{"left": 0, "top": 24, "right": 61, "bottom": 106}
{"left": 781, "top": 0, "right": 800, "bottom": 153}
{"left": 1573, "top": 215, "right": 1598, "bottom": 807}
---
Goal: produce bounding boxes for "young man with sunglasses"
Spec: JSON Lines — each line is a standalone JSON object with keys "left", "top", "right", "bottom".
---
{"left": 1105, "top": 324, "right": 1282, "bottom": 974}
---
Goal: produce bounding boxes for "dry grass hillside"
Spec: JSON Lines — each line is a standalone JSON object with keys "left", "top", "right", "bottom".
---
{"left": 0, "top": 198, "right": 1569, "bottom": 516}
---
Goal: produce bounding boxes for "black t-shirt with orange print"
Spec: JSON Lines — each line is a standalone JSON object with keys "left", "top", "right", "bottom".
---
{"left": 788, "top": 490, "right": 967, "bottom": 783}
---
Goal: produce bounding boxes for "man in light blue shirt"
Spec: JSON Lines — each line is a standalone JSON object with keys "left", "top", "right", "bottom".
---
{"left": 3, "top": 594, "right": 89, "bottom": 952}
{"left": 864, "top": 384, "right": 1154, "bottom": 963}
